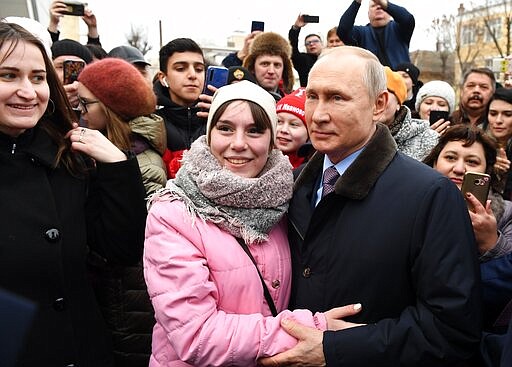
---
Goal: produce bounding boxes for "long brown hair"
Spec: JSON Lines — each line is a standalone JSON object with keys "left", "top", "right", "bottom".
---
{"left": 0, "top": 22, "right": 85, "bottom": 175}
{"left": 100, "top": 104, "right": 132, "bottom": 151}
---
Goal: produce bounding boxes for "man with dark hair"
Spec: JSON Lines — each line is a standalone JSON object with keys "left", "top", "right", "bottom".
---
{"left": 338, "top": 0, "right": 414, "bottom": 68}
{"left": 154, "top": 38, "right": 209, "bottom": 178}
{"left": 452, "top": 67, "right": 496, "bottom": 127}
{"left": 289, "top": 14, "right": 323, "bottom": 87}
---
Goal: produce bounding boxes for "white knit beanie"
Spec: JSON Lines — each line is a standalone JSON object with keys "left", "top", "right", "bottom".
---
{"left": 206, "top": 80, "right": 277, "bottom": 144}
{"left": 415, "top": 80, "right": 456, "bottom": 113}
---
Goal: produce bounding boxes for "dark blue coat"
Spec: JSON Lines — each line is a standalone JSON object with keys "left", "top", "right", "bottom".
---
{"left": 337, "top": 1, "right": 414, "bottom": 69}
{"left": 288, "top": 124, "right": 482, "bottom": 366}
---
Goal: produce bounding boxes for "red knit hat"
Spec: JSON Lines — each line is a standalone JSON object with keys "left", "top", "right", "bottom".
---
{"left": 275, "top": 87, "right": 307, "bottom": 125}
{"left": 78, "top": 58, "right": 156, "bottom": 120}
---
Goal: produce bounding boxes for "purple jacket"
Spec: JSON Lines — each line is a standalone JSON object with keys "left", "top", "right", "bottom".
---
{"left": 144, "top": 196, "right": 327, "bottom": 366}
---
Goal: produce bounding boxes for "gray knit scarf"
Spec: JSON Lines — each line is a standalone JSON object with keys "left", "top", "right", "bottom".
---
{"left": 152, "top": 136, "right": 293, "bottom": 244}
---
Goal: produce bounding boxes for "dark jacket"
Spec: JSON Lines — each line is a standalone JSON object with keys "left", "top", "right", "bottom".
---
{"left": 338, "top": 1, "right": 414, "bottom": 68}
{"left": 288, "top": 26, "right": 318, "bottom": 87}
{"left": 153, "top": 81, "right": 206, "bottom": 152}
{"left": 153, "top": 81, "right": 206, "bottom": 178}
{"left": 0, "top": 125, "right": 147, "bottom": 367}
{"left": 221, "top": 52, "right": 243, "bottom": 68}
{"left": 288, "top": 124, "right": 482, "bottom": 366}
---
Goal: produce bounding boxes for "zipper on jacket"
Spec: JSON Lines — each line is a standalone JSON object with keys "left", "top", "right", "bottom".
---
{"left": 187, "top": 107, "right": 192, "bottom": 145}
{"left": 11, "top": 142, "right": 16, "bottom": 154}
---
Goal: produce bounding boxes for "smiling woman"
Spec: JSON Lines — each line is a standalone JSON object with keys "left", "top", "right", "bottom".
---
{"left": 0, "top": 22, "right": 147, "bottom": 366}
{"left": 143, "top": 80, "right": 362, "bottom": 366}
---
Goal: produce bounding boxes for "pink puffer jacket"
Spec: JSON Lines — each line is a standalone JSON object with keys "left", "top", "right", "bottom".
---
{"left": 143, "top": 196, "right": 327, "bottom": 366}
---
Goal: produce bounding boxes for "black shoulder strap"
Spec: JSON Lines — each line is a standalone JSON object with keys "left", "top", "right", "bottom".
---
{"left": 235, "top": 237, "right": 278, "bottom": 317}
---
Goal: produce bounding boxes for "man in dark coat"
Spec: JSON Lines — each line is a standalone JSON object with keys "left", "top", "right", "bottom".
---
{"left": 288, "top": 14, "right": 323, "bottom": 87}
{"left": 260, "top": 46, "right": 481, "bottom": 366}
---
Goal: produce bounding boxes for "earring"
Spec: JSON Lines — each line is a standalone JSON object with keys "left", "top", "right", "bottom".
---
{"left": 45, "top": 98, "right": 55, "bottom": 116}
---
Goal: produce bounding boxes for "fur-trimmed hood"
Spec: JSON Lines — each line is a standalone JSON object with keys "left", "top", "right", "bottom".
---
{"left": 294, "top": 123, "right": 397, "bottom": 200}
{"left": 243, "top": 32, "right": 295, "bottom": 94}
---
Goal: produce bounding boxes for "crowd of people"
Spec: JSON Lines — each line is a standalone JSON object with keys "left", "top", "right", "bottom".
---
{"left": 1, "top": 0, "right": 512, "bottom": 366}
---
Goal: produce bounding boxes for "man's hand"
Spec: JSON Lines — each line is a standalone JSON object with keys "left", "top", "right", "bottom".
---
{"left": 258, "top": 319, "right": 326, "bottom": 367}
{"left": 294, "top": 14, "right": 306, "bottom": 29}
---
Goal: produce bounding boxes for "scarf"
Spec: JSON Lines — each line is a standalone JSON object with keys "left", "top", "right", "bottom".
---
{"left": 152, "top": 136, "right": 293, "bottom": 244}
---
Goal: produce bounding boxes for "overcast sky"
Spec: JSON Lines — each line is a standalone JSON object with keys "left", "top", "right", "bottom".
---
{"left": 35, "top": 0, "right": 465, "bottom": 59}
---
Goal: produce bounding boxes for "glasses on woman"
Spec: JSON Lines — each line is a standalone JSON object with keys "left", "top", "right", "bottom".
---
{"left": 77, "top": 96, "right": 99, "bottom": 114}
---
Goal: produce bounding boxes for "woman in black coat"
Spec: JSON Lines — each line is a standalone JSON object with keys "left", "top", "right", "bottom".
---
{"left": 0, "top": 23, "right": 147, "bottom": 366}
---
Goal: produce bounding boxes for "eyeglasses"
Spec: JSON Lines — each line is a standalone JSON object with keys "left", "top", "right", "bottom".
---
{"left": 77, "top": 96, "right": 99, "bottom": 114}
{"left": 305, "top": 39, "right": 321, "bottom": 46}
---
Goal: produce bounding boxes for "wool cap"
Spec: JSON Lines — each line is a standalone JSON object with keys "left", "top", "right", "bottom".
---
{"left": 4, "top": 17, "right": 53, "bottom": 58}
{"left": 384, "top": 66, "right": 407, "bottom": 105}
{"left": 276, "top": 87, "right": 307, "bottom": 126}
{"left": 395, "top": 62, "right": 420, "bottom": 85}
{"left": 51, "top": 39, "right": 93, "bottom": 64}
{"left": 415, "top": 80, "right": 456, "bottom": 114}
{"left": 227, "top": 66, "right": 257, "bottom": 85}
{"left": 206, "top": 80, "right": 277, "bottom": 144}
{"left": 78, "top": 58, "right": 156, "bottom": 120}
{"left": 242, "top": 32, "right": 294, "bottom": 94}
{"left": 108, "top": 45, "right": 151, "bottom": 66}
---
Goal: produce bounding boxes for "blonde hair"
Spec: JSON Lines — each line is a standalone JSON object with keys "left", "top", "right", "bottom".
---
{"left": 100, "top": 103, "right": 132, "bottom": 151}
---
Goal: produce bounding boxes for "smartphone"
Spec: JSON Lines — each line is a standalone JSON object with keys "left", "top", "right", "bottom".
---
{"left": 302, "top": 15, "right": 320, "bottom": 23}
{"left": 251, "top": 21, "right": 265, "bottom": 33}
{"left": 429, "top": 110, "right": 450, "bottom": 125}
{"left": 202, "top": 66, "right": 229, "bottom": 96}
{"left": 461, "top": 172, "right": 491, "bottom": 210}
{"left": 63, "top": 59, "right": 85, "bottom": 85}
{"left": 61, "top": 1, "right": 85, "bottom": 16}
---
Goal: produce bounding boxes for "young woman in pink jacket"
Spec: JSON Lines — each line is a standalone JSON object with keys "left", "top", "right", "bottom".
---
{"left": 143, "top": 81, "right": 361, "bottom": 366}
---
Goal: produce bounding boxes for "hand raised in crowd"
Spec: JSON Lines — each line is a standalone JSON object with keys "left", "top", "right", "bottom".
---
{"left": 48, "top": 1, "right": 68, "bottom": 33}
{"left": 430, "top": 117, "right": 451, "bottom": 136}
{"left": 294, "top": 14, "right": 307, "bottom": 28}
{"left": 237, "top": 31, "right": 262, "bottom": 61}
{"left": 67, "top": 125, "right": 127, "bottom": 163}
{"left": 466, "top": 193, "right": 499, "bottom": 255}
{"left": 82, "top": 7, "right": 99, "bottom": 38}
{"left": 259, "top": 304, "right": 365, "bottom": 367}
{"left": 494, "top": 147, "right": 511, "bottom": 175}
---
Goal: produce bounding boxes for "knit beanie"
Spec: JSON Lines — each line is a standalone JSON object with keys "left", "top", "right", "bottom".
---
{"left": 415, "top": 80, "right": 456, "bottom": 114}
{"left": 78, "top": 58, "right": 156, "bottom": 120}
{"left": 395, "top": 62, "right": 420, "bottom": 86}
{"left": 276, "top": 87, "right": 306, "bottom": 126}
{"left": 384, "top": 66, "right": 407, "bottom": 105}
{"left": 243, "top": 32, "right": 294, "bottom": 94}
{"left": 51, "top": 39, "right": 93, "bottom": 64}
{"left": 206, "top": 80, "right": 277, "bottom": 144}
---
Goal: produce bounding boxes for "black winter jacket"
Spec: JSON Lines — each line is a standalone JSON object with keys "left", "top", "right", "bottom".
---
{"left": 289, "top": 124, "right": 482, "bottom": 366}
{"left": 0, "top": 125, "right": 147, "bottom": 367}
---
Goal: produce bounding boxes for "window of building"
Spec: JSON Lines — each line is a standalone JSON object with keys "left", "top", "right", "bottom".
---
{"left": 462, "top": 25, "right": 475, "bottom": 45}
{"left": 485, "top": 18, "right": 502, "bottom": 42}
